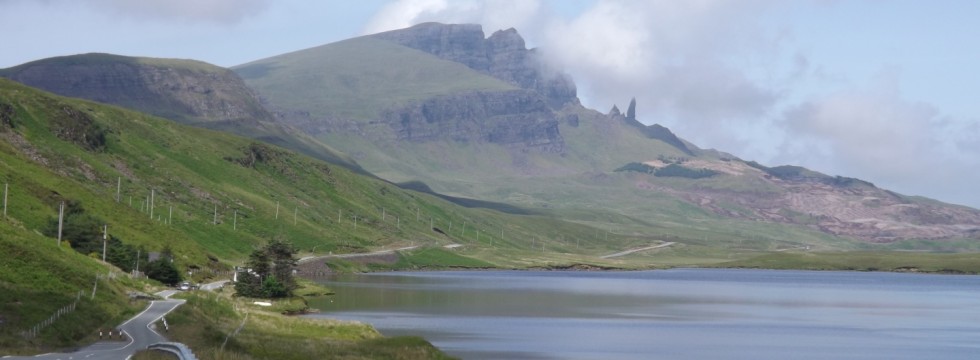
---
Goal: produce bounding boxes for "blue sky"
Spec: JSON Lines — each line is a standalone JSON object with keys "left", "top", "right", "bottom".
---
{"left": 1, "top": 0, "right": 978, "bottom": 208}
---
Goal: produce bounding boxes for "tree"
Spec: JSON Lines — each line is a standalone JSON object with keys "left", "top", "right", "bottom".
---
{"left": 43, "top": 200, "right": 140, "bottom": 271}
{"left": 235, "top": 237, "right": 297, "bottom": 298}
{"left": 145, "top": 257, "right": 182, "bottom": 286}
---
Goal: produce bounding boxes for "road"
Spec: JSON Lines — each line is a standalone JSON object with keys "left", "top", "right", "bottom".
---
{"left": 298, "top": 245, "right": 419, "bottom": 264}
{"left": 4, "top": 290, "right": 184, "bottom": 360}
{"left": 600, "top": 242, "right": 676, "bottom": 259}
{"left": 2, "top": 283, "right": 231, "bottom": 360}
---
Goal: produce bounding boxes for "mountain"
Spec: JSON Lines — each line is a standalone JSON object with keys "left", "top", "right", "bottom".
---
{"left": 0, "top": 53, "right": 363, "bottom": 173}
{"left": 235, "top": 23, "right": 980, "bottom": 246}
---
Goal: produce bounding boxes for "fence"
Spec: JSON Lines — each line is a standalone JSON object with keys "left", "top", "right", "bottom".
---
{"left": 21, "top": 290, "right": 85, "bottom": 340}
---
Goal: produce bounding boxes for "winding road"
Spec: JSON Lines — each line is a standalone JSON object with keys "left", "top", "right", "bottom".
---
{"left": 4, "top": 281, "right": 227, "bottom": 360}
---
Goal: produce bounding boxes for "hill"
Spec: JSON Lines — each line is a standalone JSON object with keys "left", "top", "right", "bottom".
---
{"left": 0, "top": 53, "right": 364, "bottom": 174}
{"left": 235, "top": 22, "right": 980, "bottom": 246}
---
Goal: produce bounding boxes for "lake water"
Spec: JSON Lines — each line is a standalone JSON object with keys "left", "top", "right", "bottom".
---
{"left": 306, "top": 269, "right": 980, "bottom": 359}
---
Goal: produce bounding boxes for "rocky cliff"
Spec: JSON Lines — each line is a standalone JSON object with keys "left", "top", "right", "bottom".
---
{"left": 373, "top": 23, "right": 578, "bottom": 108}
{"left": 0, "top": 53, "right": 274, "bottom": 125}
{"left": 383, "top": 89, "right": 564, "bottom": 152}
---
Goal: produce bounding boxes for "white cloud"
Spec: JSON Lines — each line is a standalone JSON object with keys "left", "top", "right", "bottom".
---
{"left": 362, "top": 0, "right": 541, "bottom": 35}
{"left": 84, "top": 0, "right": 271, "bottom": 24}
{"left": 777, "top": 72, "right": 980, "bottom": 206}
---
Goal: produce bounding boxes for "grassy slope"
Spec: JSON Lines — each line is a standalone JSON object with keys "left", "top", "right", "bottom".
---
{"left": 234, "top": 37, "right": 516, "bottom": 121}
{"left": 0, "top": 221, "right": 144, "bottom": 353}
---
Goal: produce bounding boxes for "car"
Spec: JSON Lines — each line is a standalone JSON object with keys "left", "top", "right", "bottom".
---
{"left": 178, "top": 282, "right": 191, "bottom": 291}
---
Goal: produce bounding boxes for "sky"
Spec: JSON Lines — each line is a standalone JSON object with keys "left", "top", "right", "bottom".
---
{"left": 2, "top": 0, "right": 979, "bottom": 208}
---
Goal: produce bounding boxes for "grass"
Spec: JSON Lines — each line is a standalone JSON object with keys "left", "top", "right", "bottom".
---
{"left": 164, "top": 292, "right": 454, "bottom": 360}
{"left": 0, "top": 220, "right": 145, "bottom": 354}
{"left": 132, "top": 349, "right": 179, "bottom": 360}
{"left": 717, "top": 251, "right": 980, "bottom": 274}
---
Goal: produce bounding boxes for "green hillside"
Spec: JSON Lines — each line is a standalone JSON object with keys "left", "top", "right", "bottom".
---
{"left": 0, "top": 53, "right": 365, "bottom": 174}
{"left": 0, "top": 221, "right": 144, "bottom": 353}
{"left": 235, "top": 37, "right": 516, "bottom": 121}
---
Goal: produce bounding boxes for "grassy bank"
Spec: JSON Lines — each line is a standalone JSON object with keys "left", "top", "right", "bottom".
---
{"left": 163, "top": 290, "right": 453, "bottom": 360}
{"left": 716, "top": 251, "right": 980, "bottom": 274}
{"left": 0, "top": 220, "right": 145, "bottom": 354}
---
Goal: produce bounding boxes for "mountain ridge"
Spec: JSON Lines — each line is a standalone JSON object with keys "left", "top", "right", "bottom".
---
{"left": 236, "top": 22, "right": 980, "bottom": 244}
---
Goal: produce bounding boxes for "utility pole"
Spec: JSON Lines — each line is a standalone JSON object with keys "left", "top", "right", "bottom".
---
{"left": 101, "top": 224, "right": 108, "bottom": 263}
{"left": 134, "top": 250, "right": 140, "bottom": 277}
{"left": 3, "top": 182, "right": 8, "bottom": 217}
{"left": 382, "top": 208, "right": 386, "bottom": 221}
{"left": 168, "top": 206, "right": 172, "bottom": 225}
{"left": 149, "top": 190, "right": 154, "bottom": 220}
{"left": 233, "top": 210, "right": 238, "bottom": 230}
{"left": 275, "top": 201, "right": 279, "bottom": 220}
{"left": 353, "top": 215, "right": 357, "bottom": 230}
{"left": 57, "top": 202, "right": 64, "bottom": 246}
{"left": 338, "top": 209, "right": 341, "bottom": 222}
{"left": 429, "top": 217, "right": 433, "bottom": 230}
{"left": 116, "top": 177, "right": 121, "bottom": 202}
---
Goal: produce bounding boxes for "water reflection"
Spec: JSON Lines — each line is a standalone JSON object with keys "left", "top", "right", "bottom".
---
{"left": 307, "top": 269, "right": 980, "bottom": 359}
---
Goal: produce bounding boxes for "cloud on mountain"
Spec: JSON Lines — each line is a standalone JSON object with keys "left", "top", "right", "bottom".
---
{"left": 364, "top": 0, "right": 788, "bottom": 154}
{"left": 363, "top": 0, "right": 542, "bottom": 37}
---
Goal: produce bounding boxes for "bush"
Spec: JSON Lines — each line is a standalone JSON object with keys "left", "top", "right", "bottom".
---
{"left": 614, "top": 162, "right": 656, "bottom": 174}
{"left": 145, "top": 258, "right": 182, "bottom": 286}
{"left": 653, "top": 164, "right": 718, "bottom": 179}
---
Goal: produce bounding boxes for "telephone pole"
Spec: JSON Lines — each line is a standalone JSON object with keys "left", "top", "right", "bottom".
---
{"left": 57, "top": 202, "right": 65, "bottom": 246}
{"left": 101, "top": 224, "right": 108, "bottom": 262}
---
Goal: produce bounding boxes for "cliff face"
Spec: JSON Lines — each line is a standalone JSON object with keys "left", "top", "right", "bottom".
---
{"left": 373, "top": 23, "right": 578, "bottom": 108}
{"left": 1, "top": 53, "right": 274, "bottom": 125}
{"left": 383, "top": 90, "right": 564, "bottom": 152}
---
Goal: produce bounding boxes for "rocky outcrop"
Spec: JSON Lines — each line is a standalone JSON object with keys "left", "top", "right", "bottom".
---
{"left": 373, "top": 23, "right": 578, "bottom": 108}
{"left": 611, "top": 98, "right": 695, "bottom": 156}
{"left": 1, "top": 53, "right": 274, "bottom": 125}
{"left": 382, "top": 89, "right": 564, "bottom": 152}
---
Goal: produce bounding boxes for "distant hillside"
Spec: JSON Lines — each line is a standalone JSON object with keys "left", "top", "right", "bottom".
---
{"left": 235, "top": 23, "right": 980, "bottom": 245}
{"left": 0, "top": 53, "right": 364, "bottom": 173}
